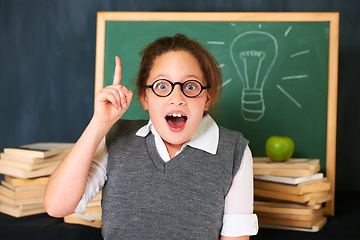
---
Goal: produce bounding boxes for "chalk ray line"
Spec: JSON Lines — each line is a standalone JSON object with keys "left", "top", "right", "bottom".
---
{"left": 290, "top": 50, "right": 309, "bottom": 58}
{"left": 282, "top": 74, "right": 308, "bottom": 80}
{"left": 276, "top": 85, "right": 302, "bottom": 108}
{"left": 207, "top": 41, "right": 225, "bottom": 45}
{"left": 222, "top": 79, "right": 232, "bottom": 87}
{"left": 284, "top": 26, "right": 292, "bottom": 37}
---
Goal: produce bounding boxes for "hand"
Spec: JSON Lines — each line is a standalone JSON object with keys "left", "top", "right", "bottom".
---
{"left": 93, "top": 56, "right": 133, "bottom": 125}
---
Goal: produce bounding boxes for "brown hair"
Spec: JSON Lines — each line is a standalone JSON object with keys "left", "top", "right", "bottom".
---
{"left": 136, "top": 34, "right": 222, "bottom": 108}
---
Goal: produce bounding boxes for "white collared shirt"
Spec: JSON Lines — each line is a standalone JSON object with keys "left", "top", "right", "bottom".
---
{"left": 75, "top": 115, "right": 258, "bottom": 237}
{"left": 135, "top": 114, "right": 219, "bottom": 161}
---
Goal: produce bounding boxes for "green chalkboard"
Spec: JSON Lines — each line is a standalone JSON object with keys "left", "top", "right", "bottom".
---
{"left": 95, "top": 12, "right": 339, "bottom": 215}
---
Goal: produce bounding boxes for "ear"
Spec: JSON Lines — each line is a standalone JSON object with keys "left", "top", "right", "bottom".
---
{"left": 204, "top": 93, "right": 212, "bottom": 111}
{"left": 139, "top": 92, "right": 149, "bottom": 110}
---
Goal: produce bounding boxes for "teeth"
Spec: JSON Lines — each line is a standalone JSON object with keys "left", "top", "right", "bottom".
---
{"left": 168, "top": 113, "right": 183, "bottom": 117}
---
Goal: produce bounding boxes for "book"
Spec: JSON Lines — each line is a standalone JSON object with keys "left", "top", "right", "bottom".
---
{"left": 256, "top": 208, "right": 323, "bottom": 222}
{"left": 0, "top": 151, "right": 68, "bottom": 164}
{"left": 253, "top": 157, "right": 332, "bottom": 231}
{"left": 254, "top": 188, "right": 330, "bottom": 203}
{"left": 73, "top": 211, "right": 102, "bottom": 222}
{"left": 253, "top": 157, "right": 320, "bottom": 177}
{"left": 64, "top": 191, "right": 102, "bottom": 228}
{"left": 0, "top": 183, "right": 46, "bottom": 200}
{"left": 0, "top": 177, "right": 48, "bottom": 217}
{"left": 254, "top": 173, "right": 324, "bottom": 185}
{"left": 3, "top": 176, "right": 49, "bottom": 187}
{"left": 0, "top": 142, "right": 71, "bottom": 217}
{"left": 254, "top": 201, "right": 321, "bottom": 215}
{"left": 256, "top": 201, "right": 325, "bottom": 230}
{"left": 0, "top": 164, "right": 59, "bottom": 179}
{"left": 0, "top": 193, "right": 44, "bottom": 206}
{"left": 82, "top": 206, "right": 102, "bottom": 213}
{"left": 259, "top": 217, "right": 327, "bottom": 232}
{"left": 307, "top": 193, "right": 333, "bottom": 206}
{"left": 64, "top": 214, "right": 102, "bottom": 228}
{"left": 0, "top": 159, "right": 62, "bottom": 171}
{"left": 257, "top": 215, "right": 325, "bottom": 229}
{"left": 254, "top": 178, "right": 331, "bottom": 195}
{"left": 3, "top": 142, "right": 73, "bottom": 158}
{"left": 86, "top": 200, "right": 101, "bottom": 208}
{"left": 0, "top": 201, "right": 45, "bottom": 218}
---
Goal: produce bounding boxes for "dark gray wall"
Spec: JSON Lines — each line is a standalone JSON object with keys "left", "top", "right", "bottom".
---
{"left": 1, "top": 0, "right": 359, "bottom": 192}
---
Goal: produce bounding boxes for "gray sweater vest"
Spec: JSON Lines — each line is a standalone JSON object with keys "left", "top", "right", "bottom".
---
{"left": 102, "top": 119, "right": 248, "bottom": 240}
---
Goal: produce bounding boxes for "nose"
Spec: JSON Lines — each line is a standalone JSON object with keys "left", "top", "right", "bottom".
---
{"left": 168, "top": 85, "right": 186, "bottom": 105}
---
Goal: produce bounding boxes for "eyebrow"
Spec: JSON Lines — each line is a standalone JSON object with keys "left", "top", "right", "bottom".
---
{"left": 153, "top": 74, "right": 201, "bottom": 81}
{"left": 153, "top": 74, "right": 169, "bottom": 80}
{"left": 184, "top": 74, "right": 201, "bottom": 80}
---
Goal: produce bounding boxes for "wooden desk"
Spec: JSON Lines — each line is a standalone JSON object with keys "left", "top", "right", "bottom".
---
{"left": 0, "top": 192, "right": 358, "bottom": 240}
{"left": 0, "top": 213, "right": 102, "bottom": 240}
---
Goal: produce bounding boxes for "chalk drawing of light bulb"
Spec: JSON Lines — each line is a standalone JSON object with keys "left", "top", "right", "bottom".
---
{"left": 230, "top": 31, "right": 278, "bottom": 121}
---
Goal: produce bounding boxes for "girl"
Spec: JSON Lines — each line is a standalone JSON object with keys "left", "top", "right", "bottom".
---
{"left": 44, "top": 34, "right": 258, "bottom": 239}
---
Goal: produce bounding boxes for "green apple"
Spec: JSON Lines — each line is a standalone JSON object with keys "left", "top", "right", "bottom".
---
{"left": 265, "top": 136, "right": 294, "bottom": 162}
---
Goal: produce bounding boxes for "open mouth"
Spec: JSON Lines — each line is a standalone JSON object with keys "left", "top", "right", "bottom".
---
{"left": 165, "top": 113, "right": 188, "bottom": 131}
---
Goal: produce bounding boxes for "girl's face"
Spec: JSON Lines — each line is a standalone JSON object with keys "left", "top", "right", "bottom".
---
{"left": 140, "top": 50, "right": 211, "bottom": 152}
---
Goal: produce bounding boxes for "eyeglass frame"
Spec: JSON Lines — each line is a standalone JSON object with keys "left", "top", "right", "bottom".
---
{"left": 145, "top": 79, "right": 208, "bottom": 98}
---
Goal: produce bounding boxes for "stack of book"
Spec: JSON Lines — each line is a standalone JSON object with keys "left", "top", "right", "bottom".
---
{"left": 64, "top": 191, "right": 102, "bottom": 228}
{"left": 253, "top": 157, "right": 332, "bottom": 232}
{"left": 0, "top": 142, "right": 73, "bottom": 217}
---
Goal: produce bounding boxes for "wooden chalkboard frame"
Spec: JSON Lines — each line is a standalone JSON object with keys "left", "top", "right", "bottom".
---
{"left": 95, "top": 12, "right": 339, "bottom": 216}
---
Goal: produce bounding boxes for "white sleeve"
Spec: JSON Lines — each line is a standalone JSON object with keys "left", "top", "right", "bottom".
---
{"left": 221, "top": 145, "right": 258, "bottom": 237}
{"left": 74, "top": 138, "right": 108, "bottom": 213}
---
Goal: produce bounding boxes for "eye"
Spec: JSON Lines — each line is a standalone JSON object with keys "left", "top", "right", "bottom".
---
{"left": 185, "top": 84, "right": 196, "bottom": 91}
{"left": 158, "top": 83, "right": 168, "bottom": 90}
{"left": 151, "top": 80, "right": 172, "bottom": 97}
{"left": 184, "top": 81, "right": 200, "bottom": 91}
{"left": 154, "top": 80, "right": 170, "bottom": 90}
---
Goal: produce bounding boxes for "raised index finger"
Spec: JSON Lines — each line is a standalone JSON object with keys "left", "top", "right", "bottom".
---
{"left": 113, "top": 56, "right": 122, "bottom": 85}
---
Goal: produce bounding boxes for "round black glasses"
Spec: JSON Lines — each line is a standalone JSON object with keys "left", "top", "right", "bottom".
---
{"left": 146, "top": 79, "right": 208, "bottom": 98}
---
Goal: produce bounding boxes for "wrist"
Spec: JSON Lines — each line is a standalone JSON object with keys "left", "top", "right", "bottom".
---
{"left": 87, "top": 117, "right": 114, "bottom": 139}
{"left": 91, "top": 113, "right": 116, "bottom": 127}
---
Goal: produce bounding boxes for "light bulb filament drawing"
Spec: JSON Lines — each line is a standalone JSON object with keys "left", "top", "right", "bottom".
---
{"left": 230, "top": 31, "right": 278, "bottom": 122}
{"left": 240, "top": 50, "right": 266, "bottom": 89}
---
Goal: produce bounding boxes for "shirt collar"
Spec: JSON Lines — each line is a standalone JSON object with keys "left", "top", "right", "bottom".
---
{"left": 135, "top": 114, "right": 219, "bottom": 155}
